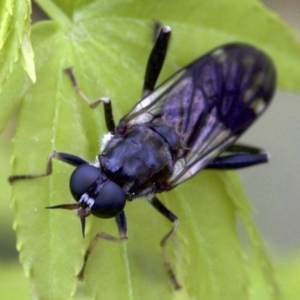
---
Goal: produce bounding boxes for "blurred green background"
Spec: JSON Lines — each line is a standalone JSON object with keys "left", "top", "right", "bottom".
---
{"left": 1, "top": 1, "right": 300, "bottom": 299}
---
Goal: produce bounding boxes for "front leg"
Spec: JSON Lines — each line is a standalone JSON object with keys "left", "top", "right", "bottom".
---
{"left": 64, "top": 67, "right": 116, "bottom": 132}
{"left": 77, "top": 211, "right": 128, "bottom": 280}
{"left": 8, "top": 151, "right": 88, "bottom": 183}
{"left": 148, "top": 195, "right": 181, "bottom": 290}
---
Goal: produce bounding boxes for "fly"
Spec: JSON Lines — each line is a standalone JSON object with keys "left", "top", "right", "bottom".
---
{"left": 9, "top": 26, "right": 276, "bottom": 290}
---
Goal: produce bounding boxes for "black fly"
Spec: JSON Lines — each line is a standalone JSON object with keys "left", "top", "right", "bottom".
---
{"left": 9, "top": 26, "right": 276, "bottom": 290}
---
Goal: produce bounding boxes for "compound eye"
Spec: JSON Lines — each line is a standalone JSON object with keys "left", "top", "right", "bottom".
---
{"left": 91, "top": 181, "right": 125, "bottom": 219}
{"left": 70, "top": 165, "right": 101, "bottom": 201}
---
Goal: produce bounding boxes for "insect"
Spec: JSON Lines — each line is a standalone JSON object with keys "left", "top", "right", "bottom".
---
{"left": 9, "top": 26, "right": 276, "bottom": 290}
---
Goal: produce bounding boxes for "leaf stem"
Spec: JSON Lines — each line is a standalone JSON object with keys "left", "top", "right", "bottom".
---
{"left": 34, "top": 0, "right": 73, "bottom": 29}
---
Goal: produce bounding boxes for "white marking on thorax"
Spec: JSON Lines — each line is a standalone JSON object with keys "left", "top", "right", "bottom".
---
{"left": 100, "top": 132, "right": 113, "bottom": 152}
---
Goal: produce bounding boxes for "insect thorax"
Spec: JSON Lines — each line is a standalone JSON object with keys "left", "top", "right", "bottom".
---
{"left": 99, "top": 124, "right": 180, "bottom": 195}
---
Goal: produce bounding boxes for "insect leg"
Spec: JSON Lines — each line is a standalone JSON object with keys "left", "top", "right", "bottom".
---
{"left": 8, "top": 151, "right": 88, "bottom": 183}
{"left": 148, "top": 195, "right": 181, "bottom": 290}
{"left": 64, "top": 67, "right": 115, "bottom": 132}
{"left": 152, "top": 21, "right": 162, "bottom": 43}
{"left": 206, "top": 144, "right": 269, "bottom": 169}
{"left": 142, "top": 26, "right": 171, "bottom": 96}
{"left": 77, "top": 211, "right": 127, "bottom": 280}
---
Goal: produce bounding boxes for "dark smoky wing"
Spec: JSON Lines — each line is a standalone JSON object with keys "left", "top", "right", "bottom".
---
{"left": 121, "top": 66, "right": 190, "bottom": 125}
{"left": 122, "top": 43, "right": 276, "bottom": 187}
{"left": 168, "top": 44, "right": 276, "bottom": 186}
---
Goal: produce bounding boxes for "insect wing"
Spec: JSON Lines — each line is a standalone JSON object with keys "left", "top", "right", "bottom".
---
{"left": 121, "top": 68, "right": 187, "bottom": 125}
{"left": 122, "top": 43, "right": 276, "bottom": 187}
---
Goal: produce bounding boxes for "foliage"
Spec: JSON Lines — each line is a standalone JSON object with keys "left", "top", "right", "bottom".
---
{"left": 2, "top": 0, "right": 300, "bottom": 299}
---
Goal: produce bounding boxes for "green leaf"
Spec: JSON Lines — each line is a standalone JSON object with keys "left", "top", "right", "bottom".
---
{"left": 0, "top": 0, "right": 35, "bottom": 85}
{"left": 5, "top": 0, "right": 300, "bottom": 299}
{"left": 0, "top": 262, "right": 30, "bottom": 300}
{"left": 276, "top": 255, "right": 300, "bottom": 300}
